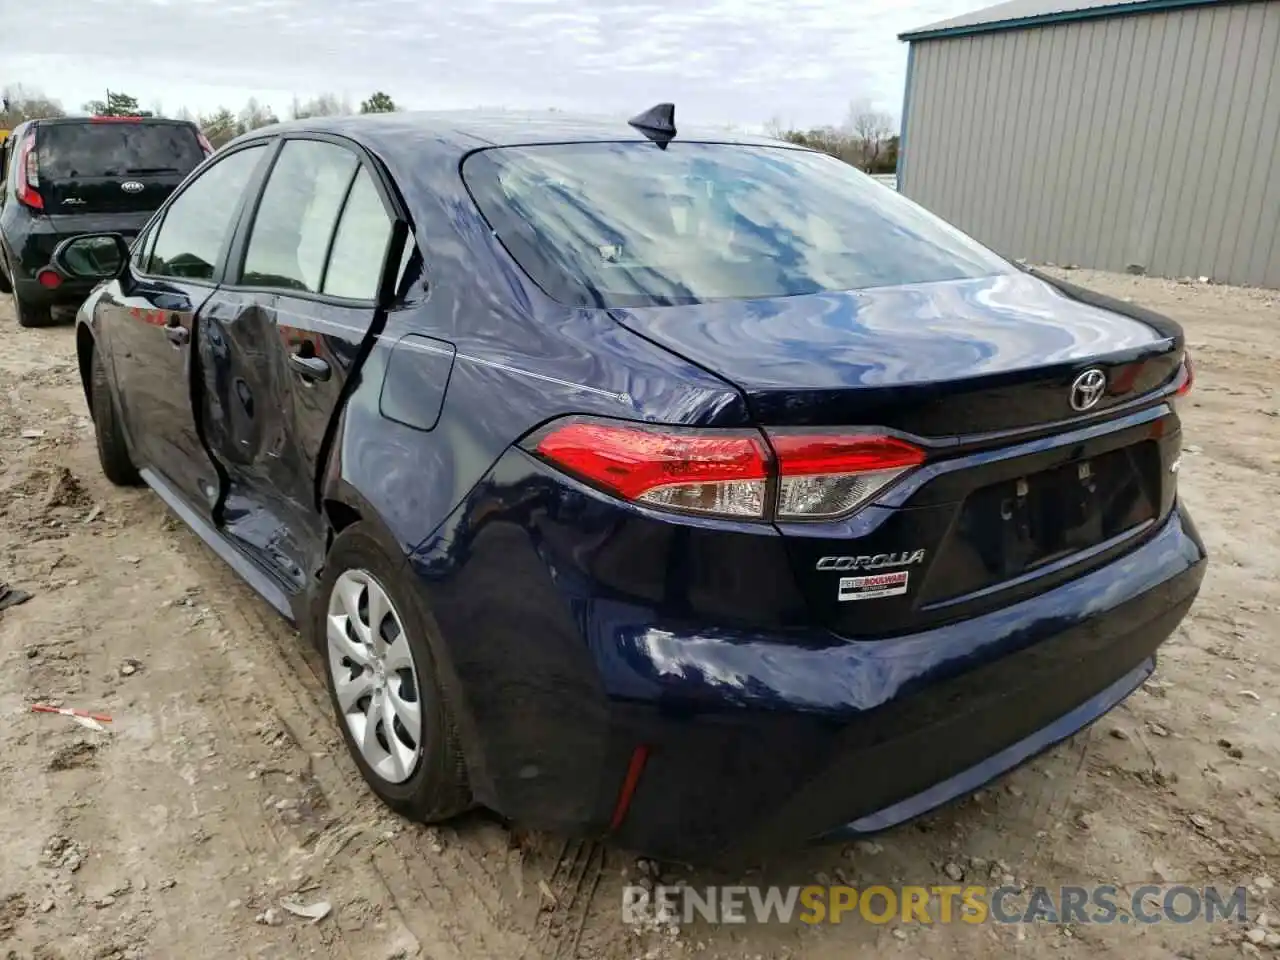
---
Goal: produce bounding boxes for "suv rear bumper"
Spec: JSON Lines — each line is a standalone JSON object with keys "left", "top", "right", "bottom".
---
{"left": 4, "top": 209, "right": 145, "bottom": 307}
{"left": 14, "top": 274, "right": 99, "bottom": 308}
{"left": 408, "top": 447, "right": 1206, "bottom": 863}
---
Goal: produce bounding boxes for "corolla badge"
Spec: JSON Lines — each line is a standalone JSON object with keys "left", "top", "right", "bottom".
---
{"left": 816, "top": 550, "right": 926, "bottom": 571}
{"left": 1070, "top": 368, "right": 1107, "bottom": 411}
{"left": 121, "top": 181, "right": 144, "bottom": 194}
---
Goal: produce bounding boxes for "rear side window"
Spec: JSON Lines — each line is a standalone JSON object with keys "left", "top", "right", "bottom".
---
{"left": 240, "top": 141, "right": 394, "bottom": 301}
{"left": 146, "top": 145, "right": 267, "bottom": 281}
{"left": 37, "top": 122, "right": 205, "bottom": 179}
{"left": 322, "top": 168, "right": 392, "bottom": 299}
{"left": 242, "top": 140, "right": 359, "bottom": 292}
{"left": 463, "top": 143, "right": 1013, "bottom": 307}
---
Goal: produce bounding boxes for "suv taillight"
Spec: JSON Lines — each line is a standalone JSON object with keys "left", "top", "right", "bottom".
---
{"left": 1174, "top": 351, "right": 1194, "bottom": 397}
{"left": 196, "top": 132, "right": 214, "bottom": 157}
{"left": 15, "top": 133, "right": 42, "bottom": 210}
{"left": 529, "top": 419, "right": 925, "bottom": 521}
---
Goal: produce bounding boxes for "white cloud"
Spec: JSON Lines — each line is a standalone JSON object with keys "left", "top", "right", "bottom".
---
{"left": 5, "top": 0, "right": 983, "bottom": 127}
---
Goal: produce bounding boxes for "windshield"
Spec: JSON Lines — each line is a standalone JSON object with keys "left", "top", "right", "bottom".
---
{"left": 462, "top": 142, "right": 1014, "bottom": 308}
{"left": 38, "top": 122, "right": 204, "bottom": 179}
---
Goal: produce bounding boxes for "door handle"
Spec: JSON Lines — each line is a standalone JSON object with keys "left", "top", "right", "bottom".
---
{"left": 164, "top": 318, "right": 189, "bottom": 346}
{"left": 289, "top": 352, "right": 331, "bottom": 382}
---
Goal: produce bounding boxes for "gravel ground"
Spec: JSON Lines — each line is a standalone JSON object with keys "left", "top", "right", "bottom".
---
{"left": 0, "top": 269, "right": 1276, "bottom": 960}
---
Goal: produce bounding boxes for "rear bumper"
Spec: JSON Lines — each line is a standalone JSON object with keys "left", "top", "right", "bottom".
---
{"left": 818, "top": 655, "right": 1152, "bottom": 840}
{"left": 408, "top": 456, "right": 1206, "bottom": 864}
{"left": 609, "top": 508, "right": 1202, "bottom": 862}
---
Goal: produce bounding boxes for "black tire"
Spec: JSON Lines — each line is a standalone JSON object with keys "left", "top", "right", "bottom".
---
{"left": 89, "top": 347, "right": 141, "bottom": 486}
{"left": 14, "top": 287, "right": 53, "bottom": 328}
{"left": 317, "top": 525, "right": 472, "bottom": 822}
{"left": 0, "top": 253, "right": 12, "bottom": 295}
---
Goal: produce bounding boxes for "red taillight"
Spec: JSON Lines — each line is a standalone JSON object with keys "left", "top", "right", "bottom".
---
{"left": 531, "top": 420, "right": 926, "bottom": 521}
{"left": 15, "top": 134, "right": 42, "bottom": 210}
{"left": 769, "top": 432, "right": 926, "bottom": 520}
{"left": 35, "top": 268, "right": 61, "bottom": 290}
{"left": 535, "top": 421, "right": 769, "bottom": 518}
{"left": 768, "top": 434, "right": 926, "bottom": 476}
{"left": 1175, "top": 352, "right": 1194, "bottom": 397}
{"left": 196, "top": 132, "right": 214, "bottom": 157}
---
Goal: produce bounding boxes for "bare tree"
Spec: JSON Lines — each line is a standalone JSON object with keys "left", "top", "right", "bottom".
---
{"left": 2, "top": 83, "right": 66, "bottom": 125}
{"left": 239, "top": 97, "right": 279, "bottom": 131}
{"left": 290, "top": 93, "right": 351, "bottom": 120}
{"left": 844, "top": 99, "right": 896, "bottom": 172}
{"left": 806, "top": 125, "right": 860, "bottom": 164}
{"left": 763, "top": 115, "right": 788, "bottom": 140}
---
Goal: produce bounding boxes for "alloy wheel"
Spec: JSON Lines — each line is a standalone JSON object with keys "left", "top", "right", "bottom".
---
{"left": 326, "top": 569, "right": 424, "bottom": 783}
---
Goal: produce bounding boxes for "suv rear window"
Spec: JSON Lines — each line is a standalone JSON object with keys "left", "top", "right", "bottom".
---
{"left": 37, "top": 122, "right": 204, "bottom": 179}
{"left": 462, "top": 143, "right": 1013, "bottom": 308}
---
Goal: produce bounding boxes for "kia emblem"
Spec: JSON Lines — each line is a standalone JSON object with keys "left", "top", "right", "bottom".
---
{"left": 1069, "top": 368, "right": 1107, "bottom": 411}
{"left": 121, "top": 180, "right": 144, "bottom": 194}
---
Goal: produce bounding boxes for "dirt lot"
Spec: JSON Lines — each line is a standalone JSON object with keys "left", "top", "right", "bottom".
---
{"left": 0, "top": 270, "right": 1277, "bottom": 960}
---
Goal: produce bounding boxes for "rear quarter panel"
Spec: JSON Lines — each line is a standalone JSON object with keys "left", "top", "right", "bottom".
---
{"left": 325, "top": 144, "right": 752, "bottom": 557}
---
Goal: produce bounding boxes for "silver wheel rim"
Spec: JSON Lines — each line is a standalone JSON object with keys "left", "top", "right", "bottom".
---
{"left": 326, "top": 569, "right": 424, "bottom": 784}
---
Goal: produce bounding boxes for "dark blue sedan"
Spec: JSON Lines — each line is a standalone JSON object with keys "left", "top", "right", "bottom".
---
{"left": 55, "top": 105, "right": 1206, "bottom": 863}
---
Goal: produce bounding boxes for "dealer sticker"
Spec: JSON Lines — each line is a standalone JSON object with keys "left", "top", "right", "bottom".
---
{"left": 839, "top": 570, "right": 909, "bottom": 602}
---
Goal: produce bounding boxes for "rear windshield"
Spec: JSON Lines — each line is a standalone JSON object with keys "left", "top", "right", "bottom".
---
{"left": 37, "top": 123, "right": 204, "bottom": 180}
{"left": 462, "top": 143, "right": 1014, "bottom": 308}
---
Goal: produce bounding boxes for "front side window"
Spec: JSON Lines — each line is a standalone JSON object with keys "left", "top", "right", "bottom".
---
{"left": 241, "top": 140, "right": 359, "bottom": 292}
{"left": 463, "top": 142, "right": 1014, "bottom": 308}
{"left": 146, "top": 144, "right": 267, "bottom": 281}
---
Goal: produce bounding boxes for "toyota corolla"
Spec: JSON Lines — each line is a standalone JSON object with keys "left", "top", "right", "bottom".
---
{"left": 54, "top": 105, "right": 1206, "bottom": 863}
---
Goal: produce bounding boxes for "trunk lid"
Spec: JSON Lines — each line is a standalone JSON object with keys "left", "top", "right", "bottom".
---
{"left": 611, "top": 271, "right": 1185, "bottom": 638}
{"left": 36, "top": 120, "right": 204, "bottom": 215}
{"left": 608, "top": 271, "right": 1181, "bottom": 435}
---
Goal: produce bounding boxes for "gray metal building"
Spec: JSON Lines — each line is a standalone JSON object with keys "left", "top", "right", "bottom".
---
{"left": 898, "top": 0, "right": 1280, "bottom": 287}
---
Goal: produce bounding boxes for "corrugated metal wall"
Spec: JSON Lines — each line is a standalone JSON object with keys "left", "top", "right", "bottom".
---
{"left": 900, "top": 0, "right": 1280, "bottom": 288}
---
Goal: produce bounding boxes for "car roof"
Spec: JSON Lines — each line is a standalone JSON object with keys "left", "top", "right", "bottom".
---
{"left": 238, "top": 109, "right": 793, "bottom": 162}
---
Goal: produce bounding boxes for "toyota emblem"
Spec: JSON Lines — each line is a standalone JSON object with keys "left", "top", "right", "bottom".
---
{"left": 121, "top": 180, "right": 144, "bottom": 194}
{"left": 1069, "top": 368, "right": 1107, "bottom": 411}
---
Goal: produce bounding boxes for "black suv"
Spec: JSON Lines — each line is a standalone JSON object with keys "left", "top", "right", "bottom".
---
{"left": 0, "top": 116, "right": 211, "bottom": 326}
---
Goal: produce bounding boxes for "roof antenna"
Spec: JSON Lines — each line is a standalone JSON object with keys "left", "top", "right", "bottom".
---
{"left": 628, "top": 102, "right": 676, "bottom": 149}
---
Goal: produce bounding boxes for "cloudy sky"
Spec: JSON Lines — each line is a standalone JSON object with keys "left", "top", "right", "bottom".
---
{"left": 5, "top": 0, "right": 980, "bottom": 128}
